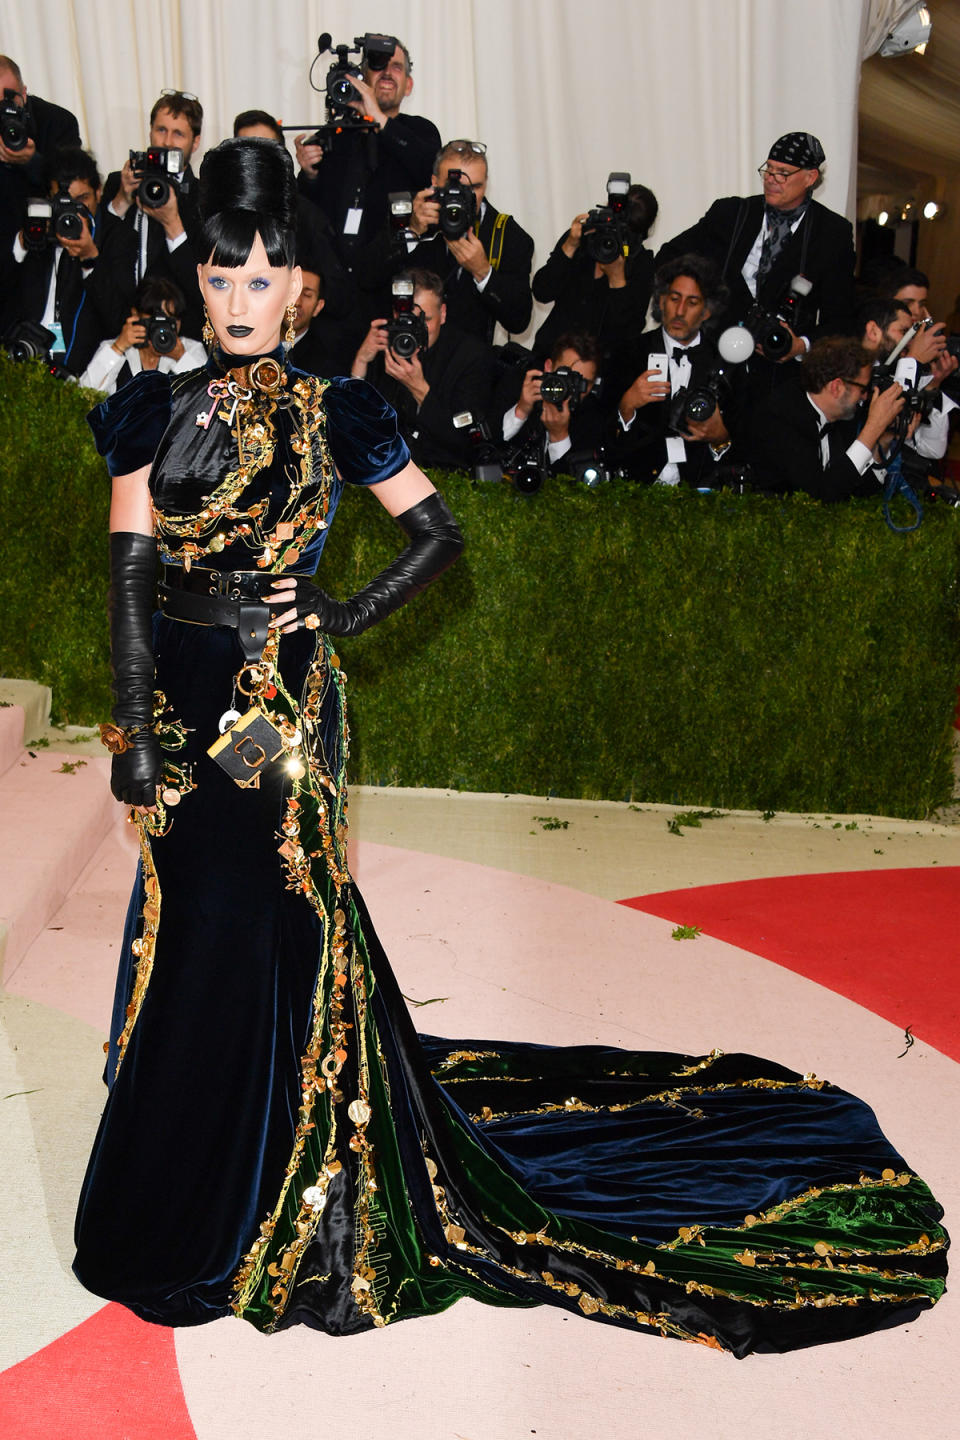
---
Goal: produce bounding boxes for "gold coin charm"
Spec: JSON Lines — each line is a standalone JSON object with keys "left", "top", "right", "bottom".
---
{"left": 347, "top": 1099, "right": 372, "bottom": 1127}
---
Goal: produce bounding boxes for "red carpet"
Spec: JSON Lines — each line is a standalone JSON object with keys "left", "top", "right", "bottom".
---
{"left": 621, "top": 867, "right": 960, "bottom": 1062}
{"left": 0, "top": 1304, "right": 196, "bottom": 1440}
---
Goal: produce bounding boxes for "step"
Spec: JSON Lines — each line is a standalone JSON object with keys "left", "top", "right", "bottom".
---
{"left": 0, "top": 744, "right": 124, "bottom": 985}
{"left": 0, "top": 679, "right": 52, "bottom": 752}
{"left": 0, "top": 704, "right": 25, "bottom": 780}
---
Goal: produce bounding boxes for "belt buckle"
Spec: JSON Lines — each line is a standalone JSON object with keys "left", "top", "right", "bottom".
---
{"left": 210, "top": 570, "right": 244, "bottom": 600}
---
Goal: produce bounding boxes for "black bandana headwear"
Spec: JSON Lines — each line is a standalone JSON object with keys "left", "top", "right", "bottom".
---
{"left": 767, "top": 132, "right": 825, "bottom": 170}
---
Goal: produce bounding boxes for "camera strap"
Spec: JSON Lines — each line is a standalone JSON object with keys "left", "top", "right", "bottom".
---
{"left": 486, "top": 212, "right": 509, "bottom": 272}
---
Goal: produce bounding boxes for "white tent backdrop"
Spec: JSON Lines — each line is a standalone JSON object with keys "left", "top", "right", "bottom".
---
{"left": 2, "top": 0, "right": 870, "bottom": 302}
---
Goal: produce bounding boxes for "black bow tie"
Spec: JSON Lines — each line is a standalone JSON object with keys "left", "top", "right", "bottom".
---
{"left": 671, "top": 344, "right": 698, "bottom": 360}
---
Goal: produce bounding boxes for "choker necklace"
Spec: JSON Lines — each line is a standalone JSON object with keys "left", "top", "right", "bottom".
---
{"left": 210, "top": 344, "right": 286, "bottom": 395}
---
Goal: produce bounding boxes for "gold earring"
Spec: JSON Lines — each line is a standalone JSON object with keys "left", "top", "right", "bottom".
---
{"left": 202, "top": 304, "right": 214, "bottom": 347}
{"left": 284, "top": 302, "right": 297, "bottom": 346}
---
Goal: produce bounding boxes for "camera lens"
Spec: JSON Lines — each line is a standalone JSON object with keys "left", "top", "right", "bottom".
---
{"left": 54, "top": 211, "right": 83, "bottom": 241}
{"left": 1, "top": 116, "right": 27, "bottom": 151}
{"left": 149, "top": 319, "right": 177, "bottom": 354}
{"left": 685, "top": 390, "right": 715, "bottom": 424}
{"left": 390, "top": 331, "right": 418, "bottom": 360}
{"left": 140, "top": 176, "right": 170, "bottom": 209}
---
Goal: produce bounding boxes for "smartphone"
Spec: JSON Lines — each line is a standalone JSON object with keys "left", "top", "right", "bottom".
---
{"left": 648, "top": 353, "right": 669, "bottom": 383}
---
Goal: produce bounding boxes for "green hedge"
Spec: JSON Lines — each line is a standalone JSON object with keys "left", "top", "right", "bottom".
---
{"left": 2, "top": 353, "right": 959, "bottom": 817}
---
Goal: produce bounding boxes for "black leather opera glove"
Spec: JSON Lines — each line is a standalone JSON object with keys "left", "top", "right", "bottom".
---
{"left": 290, "top": 491, "right": 463, "bottom": 637}
{"left": 100, "top": 531, "right": 162, "bottom": 807}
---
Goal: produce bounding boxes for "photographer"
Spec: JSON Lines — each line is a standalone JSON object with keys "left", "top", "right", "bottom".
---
{"left": 78, "top": 275, "right": 205, "bottom": 394}
{"left": 396, "top": 139, "right": 533, "bottom": 342}
{"left": 2, "top": 146, "right": 110, "bottom": 374}
{"left": 611, "top": 255, "right": 744, "bottom": 486}
{"left": 657, "top": 133, "right": 855, "bottom": 363}
{"left": 532, "top": 179, "right": 658, "bottom": 372}
{"left": 233, "top": 108, "right": 355, "bottom": 323}
{"left": 294, "top": 37, "right": 439, "bottom": 270}
{"left": 497, "top": 333, "right": 604, "bottom": 473}
{"left": 351, "top": 267, "right": 497, "bottom": 469}
{"left": 857, "top": 296, "right": 958, "bottom": 467}
{"left": 95, "top": 90, "right": 204, "bottom": 338}
{"left": 286, "top": 258, "right": 352, "bottom": 378}
{"left": 744, "top": 336, "right": 906, "bottom": 500}
{"left": 0, "top": 55, "right": 81, "bottom": 282}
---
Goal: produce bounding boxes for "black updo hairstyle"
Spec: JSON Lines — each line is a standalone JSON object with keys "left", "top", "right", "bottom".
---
{"left": 198, "top": 137, "right": 297, "bottom": 269}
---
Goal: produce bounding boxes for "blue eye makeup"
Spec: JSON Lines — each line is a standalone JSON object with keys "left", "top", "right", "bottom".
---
{"left": 249, "top": 278, "right": 270, "bottom": 291}
{"left": 208, "top": 276, "right": 229, "bottom": 289}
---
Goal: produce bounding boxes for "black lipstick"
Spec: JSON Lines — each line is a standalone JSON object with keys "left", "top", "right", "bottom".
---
{"left": 226, "top": 325, "right": 253, "bottom": 337}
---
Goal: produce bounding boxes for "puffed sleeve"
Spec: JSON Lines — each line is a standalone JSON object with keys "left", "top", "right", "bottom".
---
{"left": 87, "top": 371, "right": 172, "bottom": 477}
{"left": 323, "top": 376, "right": 411, "bottom": 486}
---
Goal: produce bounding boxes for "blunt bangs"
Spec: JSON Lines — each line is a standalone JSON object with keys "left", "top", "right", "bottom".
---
{"left": 200, "top": 209, "right": 295, "bottom": 270}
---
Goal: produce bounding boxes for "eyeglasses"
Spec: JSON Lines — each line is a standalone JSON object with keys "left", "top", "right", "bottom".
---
{"left": 445, "top": 139, "right": 487, "bottom": 157}
{"left": 757, "top": 162, "right": 803, "bottom": 183}
{"left": 161, "top": 88, "right": 199, "bottom": 102}
{"left": 844, "top": 377, "right": 870, "bottom": 392}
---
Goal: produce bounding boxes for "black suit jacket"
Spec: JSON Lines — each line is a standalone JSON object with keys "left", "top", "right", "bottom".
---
{"left": 656, "top": 194, "right": 855, "bottom": 338}
{"left": 531, "top": 238, "right": 654, "bottom": 372}
{"left": 0, "top": 94, "right": 82, "bottom": 287}
{"left": 609, "top": 327, "right": 744, "bottom": 485}
{"left": 97, "top": 166, "right": 203, "bottom": 338}
{"left": 401, "top": 202, "right": 534, "bottom": 341}
{"left": 744, "top": 374, "right": 880, "bottom": 500}
{"left": 366, "top": 322, "right": 497, "bottom": 470}
{"left": 298, "top": 113, "right": 440, "bottom": 263}
{"left": 1, "top": 240, "right": 104, "bottom": 374}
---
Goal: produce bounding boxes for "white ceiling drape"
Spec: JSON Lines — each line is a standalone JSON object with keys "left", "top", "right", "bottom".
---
{"left": 1, "top": 0, "right": 869, "bottom": 280}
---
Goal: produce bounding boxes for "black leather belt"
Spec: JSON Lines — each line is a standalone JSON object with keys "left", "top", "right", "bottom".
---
{"left": 159, "top": 565, "right": 308, "bottom": 663}
{"left": 162, "top": 564, "right": 279, "bottom": 600}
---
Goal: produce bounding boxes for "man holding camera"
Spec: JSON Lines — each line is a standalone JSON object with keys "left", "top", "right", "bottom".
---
{"left": 2, "top": 146, "right": 112, "bottom": 374}
{"left": 496, "top": 333, "right": 605, "bottom": 474}
{"left": 656, "top": 134, "right": 855, "bottom": 364}
{"left": 78, "top": 275, "right": 206, "bottom": 394}
{"left": 857, "top": 297, "right": 958, "bottom": 469}
{"left": 611, "top": 256, "right": 742, "bottom": 486}
{"left": 397, "top": 140, "right": 534, "bottom": 343}
{"left": 533, "top": 180, "right": 658, "bottom": 374}
{"left": 96, "top": 90, "right": 204, "bottom": 339}
{"left": 744, "top": 336, "right": 906, "bottom": 500}
{"left": 0, "top": 55, "right": 81, "bottom": 285}
{"left": 294, "top": 37, "right": 439, "bottom": 270}
{"left": 351, "top": 267, "right": 497, "bottom": 469}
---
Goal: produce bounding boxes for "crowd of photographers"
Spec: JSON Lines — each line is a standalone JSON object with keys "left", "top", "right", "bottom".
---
{"left": 2, "top": 36, "right": 957, "bottom": 500}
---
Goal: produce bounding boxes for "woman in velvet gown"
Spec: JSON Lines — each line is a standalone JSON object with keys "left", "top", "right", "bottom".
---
{"left": 73, "top": 139, "right": 948, "bottom": 1355}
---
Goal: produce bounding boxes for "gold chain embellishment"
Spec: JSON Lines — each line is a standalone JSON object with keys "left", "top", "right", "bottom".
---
{"left": 159, "top": 374, "right": 334, "bottom": 571}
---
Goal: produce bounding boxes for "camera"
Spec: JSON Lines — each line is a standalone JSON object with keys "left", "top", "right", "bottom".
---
{"left": 539, "top": 366, "right": 589, "bottom": 409}
{"left": 667, "top": 365, "right": 732, "bottom": 434}
{"left": 430, "top": 168, "right": 477, "bottom": 240}
{"left": 581, "top": 173, "right": 631, "bottom": 265}
{"left": 1, "top": 89, "right": 30, "bottom": 151}
{"left": 3, "top": 320, "right": 56, "bottom": 362}
{"left": 746, "top": 274, "right": 812, "bottom": 361}
{"left": 312, "top": 32, "right": 398, "bottom": 128}
{"left": 52, "top": 195, "right": 88, "bottom": 242}
{"left": 129, "top": 147, "right": 183, "bottom": 209}
{"left": 386, "top": 277, "right": 428, "bottom": 359}
{"left": 139, "top": 311, "right": 179, "bottom": 355}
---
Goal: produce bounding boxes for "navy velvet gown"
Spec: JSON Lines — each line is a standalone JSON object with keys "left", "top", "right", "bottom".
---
{"left": 74, "top": 357, "right": 948, "bottom": 1354}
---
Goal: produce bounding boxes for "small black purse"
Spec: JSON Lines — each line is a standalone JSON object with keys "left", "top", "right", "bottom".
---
{"left": 206, "top": 708, "right": 288, "bottom": 790}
